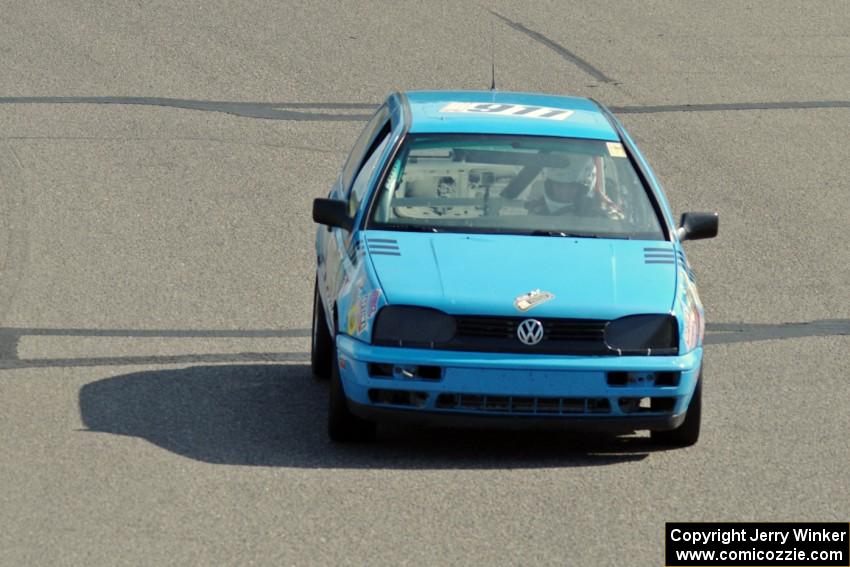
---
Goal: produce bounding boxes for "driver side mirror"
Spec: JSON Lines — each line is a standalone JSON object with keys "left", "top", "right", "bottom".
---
{"left": 678, "top": 212, "right": 719, "bottom": 241}
{"left": 313, "top": 198, "right": 353, "bottom": 232}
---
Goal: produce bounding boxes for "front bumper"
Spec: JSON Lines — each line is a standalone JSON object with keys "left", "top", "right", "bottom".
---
{"left": 336, "top": 334, "right": 702, "bottom": 433}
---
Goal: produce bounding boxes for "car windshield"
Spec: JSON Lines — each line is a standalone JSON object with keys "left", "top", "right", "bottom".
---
{"left": 368, "top": 134, "right": 666, "bottom": 240}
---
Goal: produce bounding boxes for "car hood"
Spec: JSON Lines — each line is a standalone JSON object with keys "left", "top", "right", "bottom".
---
{"left": 364, "top": 231, "right": 677, "bottom": 319}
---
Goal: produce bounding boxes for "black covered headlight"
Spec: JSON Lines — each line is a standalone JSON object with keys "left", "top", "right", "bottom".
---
{"left": 604, "top": 314, "right": 678, "bottom": 355}
{"left": 372, "top": 306, "right": 456, "bottom": 347}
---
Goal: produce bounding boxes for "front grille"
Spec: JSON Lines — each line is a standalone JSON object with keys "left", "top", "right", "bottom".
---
{"left": 435, "top": 393, "right": 612, "bottom": 415}
{"left": 456, "top": 316, "right": 606, "bottom": 341}
{"left": 449, "top": 315, "right": 609, "bottom": 355}
{"left": 368, "top": 388, "right": 428, "bottom": 407}
{"left": 455, "top": 317, "right": 513, "bottom": 339}
{"left": 373, "top": 313, "right": 680, "bottom": 356}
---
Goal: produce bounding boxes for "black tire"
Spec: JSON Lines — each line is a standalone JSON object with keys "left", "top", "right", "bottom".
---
{"left": 311, "top": 278, "right": 333, "bottom": 380}
{"left": 651, "top": 371, "right": 701, "bottom": 447}
{"left": 328, "top": 346, "right": 377, "bottom": 442}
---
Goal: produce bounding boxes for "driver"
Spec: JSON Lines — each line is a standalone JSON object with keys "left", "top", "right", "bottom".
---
{"left": 526, "top": 155, "right": 625, "bottom": 219}
{"left": 526, "top": 155, "right": 597, "bottom": 215}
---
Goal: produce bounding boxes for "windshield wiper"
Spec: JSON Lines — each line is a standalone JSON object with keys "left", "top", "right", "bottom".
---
{"left": 528, "top": 230, "right": 602, "bottom": 238}
{"left": 527, "top": 230, "right": 636, "bottom": 239}
{"left": 377, "top": 223, "right": 442, "bottom": 233}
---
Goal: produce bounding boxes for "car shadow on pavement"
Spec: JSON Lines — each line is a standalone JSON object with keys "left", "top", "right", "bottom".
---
{"left": 78, "top": 364, "right": 660, "bottom": 469}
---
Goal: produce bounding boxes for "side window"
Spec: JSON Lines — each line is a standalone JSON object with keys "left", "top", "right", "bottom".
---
{"left": 339, "top": 106, "right": 390, "bottom": 195}
{"left": 348, "top": 131, "right": 391, "bottom": 218}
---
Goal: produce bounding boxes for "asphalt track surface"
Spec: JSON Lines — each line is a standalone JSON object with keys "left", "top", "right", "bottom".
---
{"left": 1, "top": 2, "right": 848, "bottom": 565}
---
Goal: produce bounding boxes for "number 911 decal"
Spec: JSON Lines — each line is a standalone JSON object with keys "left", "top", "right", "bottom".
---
{"left": 439, "top": 102, "right": 574, "bottom": 121}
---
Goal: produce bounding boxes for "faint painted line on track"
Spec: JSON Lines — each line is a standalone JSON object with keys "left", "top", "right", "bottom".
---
{"left": 0, "top": 352, "right": 309, "bottom": 370}
{"left": 0, "top": 327, "right": 311, "bottom": 370}
{"left": 0, "top": 327, "right": 310, "bottom": 338}
{"left": 704, "top": 319, "right": 850, "bottom": 345}
{"left": 0, "top": 136, "right": 342, "bottom": 154}
{"left": 0, "top": 321, "right": 848, "bottom": 371}
{"left": 3, "top": 97, "right": 849, "bottom": 122}
{"left": 0, "top": 96, "right": 374, "bottom": 122}
{"left": 0, "top": 328, "right": 19, "bottom": 360}
{"left": 611, "top": 101, "right": 850, "bottom": 113}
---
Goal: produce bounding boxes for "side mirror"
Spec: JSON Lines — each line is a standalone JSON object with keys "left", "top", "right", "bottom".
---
{"left": 677, "top": 212, "right": 719, "bottom": 241}
{"left": 313, "top": 198, "right": 353, "bottom": 231}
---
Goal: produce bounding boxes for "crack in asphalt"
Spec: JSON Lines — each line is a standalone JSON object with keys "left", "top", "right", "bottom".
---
{"left": 487, "top": 9, "right": 615, "bottom": 83}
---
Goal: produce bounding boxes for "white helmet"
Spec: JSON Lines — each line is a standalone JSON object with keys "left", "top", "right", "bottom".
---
{"left": 543, "top": 155, "right": 596, "bottom": 212}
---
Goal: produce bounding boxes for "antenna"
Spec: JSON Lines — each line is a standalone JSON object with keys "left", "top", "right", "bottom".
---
{"left": 489, "top": 18, "right": 496, "bottom": 91}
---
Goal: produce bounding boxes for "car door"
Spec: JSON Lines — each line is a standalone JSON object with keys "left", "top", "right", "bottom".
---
{"left": 319, "top": 107, "right": 392, "bottom": 319}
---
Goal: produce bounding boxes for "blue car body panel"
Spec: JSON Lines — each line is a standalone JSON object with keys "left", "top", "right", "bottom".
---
{"left": 337, "top": 335, "right": 701, "bottom": 417}
{"left": 315, "top": 90, "right": 707, "bottom": 432}
{"left": 365, "top": 230, "right": 676, "bottom": 320}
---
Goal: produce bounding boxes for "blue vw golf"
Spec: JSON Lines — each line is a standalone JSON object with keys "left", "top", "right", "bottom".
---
{"left": 312, "top": 91, "right": 718, "bottom": 446}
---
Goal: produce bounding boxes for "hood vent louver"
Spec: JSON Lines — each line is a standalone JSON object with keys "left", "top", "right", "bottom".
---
{"left": 643, "top": 247, "right": 675, "bottom": 265}
{"left": 367, "top": 238, "right": 401, "bottom": 257}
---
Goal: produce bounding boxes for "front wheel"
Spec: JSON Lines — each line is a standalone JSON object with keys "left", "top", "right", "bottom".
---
{"left": 328, "top": 346, "right": 376, "bottom": 443}
{"left": 651, "top": 370, "right": 701, "bottom": 447}
{"left": 311, "top": 278, "right": 333, "bottom": 380}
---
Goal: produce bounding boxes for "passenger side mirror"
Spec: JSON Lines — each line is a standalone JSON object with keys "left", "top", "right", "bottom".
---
{"left": 678, "top": 212, "right": 719, "bottom": 241}
{"left": 313, "top": 198, "right": 353, "bottom": 231}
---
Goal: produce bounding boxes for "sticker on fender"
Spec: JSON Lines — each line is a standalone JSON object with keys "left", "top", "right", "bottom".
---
{"left": 439, "top": 102, "right": 574, "bottom": 121}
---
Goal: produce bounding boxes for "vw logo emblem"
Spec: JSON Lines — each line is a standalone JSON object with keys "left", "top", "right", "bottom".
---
{"left": 517, "top": 319, "right": 544, "bottom": 346}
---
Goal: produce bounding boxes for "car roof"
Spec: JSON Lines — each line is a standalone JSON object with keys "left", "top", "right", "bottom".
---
{"left": 402, "top": 90, "right": 619, "bottom": 141}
